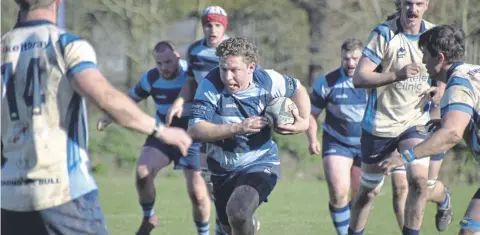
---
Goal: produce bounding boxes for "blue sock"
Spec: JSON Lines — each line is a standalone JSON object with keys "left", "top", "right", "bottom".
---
{"left": 195, "top": 221, "right": 209, "bottom": 235}
{"left": 402, "top": 227, "right": 420, "bottom": 235}
{"left": 215, "top": 217, "right": 227, "bottom": 235}
{"left": 348, "top": 227, "right": 364, "bottom": 235}
{"left": 329, "top": 203, "right": 350, "bottom": 235}
{"left": 438, "top": 190, "right": 450, "bottom": 210}
{"left": 140, "top": 201, "right": 155, "bottom": 218}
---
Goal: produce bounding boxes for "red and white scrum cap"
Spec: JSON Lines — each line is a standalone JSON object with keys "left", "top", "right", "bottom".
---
{"left": 201, "top": 6, "right": 228, "bottom": 29}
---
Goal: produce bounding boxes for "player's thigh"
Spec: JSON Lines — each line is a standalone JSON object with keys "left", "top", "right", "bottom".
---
{"left": 137, "top": 136, "right": 172, "bottom": 177}
{"left": 323, "top": 155, "right": 354, "bottom": 194}
{"left": 41, "top": 190, "right": 108, "bottom": 235}
{"left": 322, "top": 133, "right": 355, "bottom": 189}
{"left": 227, "top": 170, "right": 278, "bottom": 216}
{"left": 398, "top": 138, "right": 429, "bottom": 178}
{"left": 183, "top": 168, "right": 208, "bottom": 196}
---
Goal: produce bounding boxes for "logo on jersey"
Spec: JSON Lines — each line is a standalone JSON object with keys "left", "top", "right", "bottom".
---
{"left": 395, "top": 75, "right": 429, "bottom": 91}
{"left": 397, "top": 47, "right": 406, "bottom": 58}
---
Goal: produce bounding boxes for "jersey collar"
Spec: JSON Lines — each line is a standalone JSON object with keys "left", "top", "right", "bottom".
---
{"left": 446, "top": 62, "right": 464, "bottom": 81}
{"left": 14, "top": 20, "right": 55, "bottom": 29}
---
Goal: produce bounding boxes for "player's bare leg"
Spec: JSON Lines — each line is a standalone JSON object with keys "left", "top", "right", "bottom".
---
{"left": 349, "top": 163, "right": 385, "bottom": 234}
{"left": 459, "top": 190, "right": 480, "bottom": 235}
{"left": 390, "top": 168, "right": 409, "bottom": 229}
{"left": 184, "top": 169, "right": 211, "bottom": 235}
{"left": 350, "top": 164, "right": 361, "bottom": 201}
{"left": 399, "top": 139, "right": 430, "bottom": 233}
{"left": 135, "top": 147, "right": 170, "bottom": 235}
{"left": 226, "top": 185, "right": 261, "bottom": 235}
{"left": 324, "top": 155, "right": 355, "bottom": 235}
{"left": 426, "top": 157, "right": 453, "bottom": 231}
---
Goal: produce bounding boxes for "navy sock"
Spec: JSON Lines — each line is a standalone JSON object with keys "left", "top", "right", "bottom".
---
{"left": 402, "top": 227, "right": 420, "bottom": 235}
{"left": 195, "top": 221, "right": 209, "bottom": 235}
{"left": 348, "top": 227, "right": 364, "bottom": 235}
{"left": 329, "top": 203, "right": 350, "bottom": 235}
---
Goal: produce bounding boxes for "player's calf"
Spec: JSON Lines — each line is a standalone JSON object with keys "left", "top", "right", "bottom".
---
{"left": 349, "top": 169, "right": 385, "bottom": 235}
{"left": 458, "top": 189, "right": 480, "bottom": 235}
{"left": 184, "top": 169, "right": 211, "bottom": 235}
{"left": 403, "top": 164, "right": 429, "bottom": 234}
{"left": 391, "top": 168, "right": 408, "bottom": 229}
{"left": 226, "top": 185, "right": 260, "bottom": 235}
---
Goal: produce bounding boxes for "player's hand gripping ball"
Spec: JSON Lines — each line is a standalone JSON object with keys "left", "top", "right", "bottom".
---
{"left": 264, "top": 97, "right": 297, "bottom": 132}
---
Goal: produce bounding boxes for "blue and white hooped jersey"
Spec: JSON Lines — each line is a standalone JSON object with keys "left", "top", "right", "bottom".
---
{"left": 310, "top": 68, "right": 367, "bottom": 146}
{"left": 440, "top": 62, "right": 480, "bottom": 163}
{"left": 189, "top": 66, "right": 299, "bottom": 174}
{"left": 129, "top": 60, "right": 191, "bottom": 128}
{"left": 1, "top": 20, "right": 98, "bottom": 211}
{"left": 186, "top": 37, "right": 228, "bottom": 84}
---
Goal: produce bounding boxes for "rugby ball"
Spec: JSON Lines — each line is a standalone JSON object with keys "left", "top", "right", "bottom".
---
{"left": 264, "top": 97, "right": 297, "bottom": 129}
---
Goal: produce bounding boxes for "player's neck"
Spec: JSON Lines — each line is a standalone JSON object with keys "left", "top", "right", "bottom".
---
{"left": 400, "top": 18, "right": 423, "bottom": 35}
{"left": 24, "top": 10, "right": 56, "bottom": 24}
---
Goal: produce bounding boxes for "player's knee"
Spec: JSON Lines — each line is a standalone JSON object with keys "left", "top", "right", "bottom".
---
{"left": 226, "top": 206, "right": 251, "bottom": 229}
{"left": 408, "top": 176, "right": 428, "bottom": 195}
{"left": 136, "top": 164, "right": 151, "bottom": 179}
{"left": 329, "top": 188, "right": 350, "bottom": 207}
{"left": 392, "top": 183, "right": 408, "bottom": 199}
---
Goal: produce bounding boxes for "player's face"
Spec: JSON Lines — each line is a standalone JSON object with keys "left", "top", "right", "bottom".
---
{"left": 153, "top": 49, "right": 179, "bottom": 80}
{"left": 219, "top": 55, "right": 256, "bottom": 94}
{"left": 203, "top": 22, "right": 226, "bottom": 48}
{"left": 399, "top": 0, "right": 429, "bottom": 29}
{"left": 422, "top": 47, "right": 442, "bottom": 80}
{"left": 341, "top": 48, "right": 362, "bottom": 77}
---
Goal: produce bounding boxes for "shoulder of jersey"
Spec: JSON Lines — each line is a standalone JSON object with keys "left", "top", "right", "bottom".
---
{"left": 423, "top": 20, "right": 436, "bottom": 30}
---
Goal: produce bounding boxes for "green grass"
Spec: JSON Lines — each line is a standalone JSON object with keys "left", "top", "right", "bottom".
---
{"left": 96, "top": 171, "right": 476, "bottom": 235}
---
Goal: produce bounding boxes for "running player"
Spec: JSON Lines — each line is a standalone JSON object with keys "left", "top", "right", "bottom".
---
{"left": 381, "top": 23, "right": 479, "bottom": 235}
{"left": 348, "top": 0, "right": 452, "bottom": 234}
{"left": 306, "top": 38, "right": 365, "bottom": 235}
{"left": 96, "top": 41, "right": 211, "bottom": 235}
{"left": 1, "top": 1, "right": 191, "bottom": 234}
{"left": 166, "top": 5, "right": 230, "bottom": 235}
{"left": 188, "top": 37, "right": 310, "bottom": 235}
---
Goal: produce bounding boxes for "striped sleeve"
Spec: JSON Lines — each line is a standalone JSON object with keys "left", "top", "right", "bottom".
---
{"left": 440, "top": 77, "right": 475, "bottom": 117}
{"left": 189, "top": 79, "right": 219, "bottom": 125}
{"left": 128, "top": 72, "right": 151, "bottom": 101}
{"left": 310, "top": 76, "right": 329, "bottom": 114}
{"left": 58, "top": 33, "right": 97, "bottom": 79}
{"left": 362, "top": 24, "right": 391, "bottom": 65}
{"left": 265, "top": 70, "right": 298, "bottom": 99}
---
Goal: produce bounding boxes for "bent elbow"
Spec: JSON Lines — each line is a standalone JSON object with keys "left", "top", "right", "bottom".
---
{"left": 352, "top": 73, "right": 366, "bottom": 88}
{"left": 448, "top": 129, "right": 463, "bottom": 146}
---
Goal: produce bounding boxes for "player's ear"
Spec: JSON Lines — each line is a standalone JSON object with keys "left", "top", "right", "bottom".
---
{"left": 437, "top": 52, "right": 446, "bottom": 65}
{"left": 247, "top": 62, "right": 256, "bottom": 74}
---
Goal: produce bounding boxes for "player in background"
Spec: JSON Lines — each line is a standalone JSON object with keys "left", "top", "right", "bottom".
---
{"left": 306, "top": 38, "right": 366, "bottom": 235}
{"left": 188, "top": 37, "right": 310, "bottom": 235}
{"left": 1, "top": 1, "right": 191, "bottom": 234}
{"left": 166, "top": 5, "right": 230, "bottom": 235}
{"left": 97, "top": 41, "right": 211, "bottom": 235}
{"left": 348, "top": 0, "right": 452, "bottom": 234}
{"left": 383, "top": 2, "right": 452, "bottom": 231}
{"left": 380, "top": 23, "right": 480, "bottom": 235}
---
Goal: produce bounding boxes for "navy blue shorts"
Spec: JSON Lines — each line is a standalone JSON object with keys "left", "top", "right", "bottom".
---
{"left": 322, "top": 132, "right": 361, "bottom": 167}
{"left": 1, "top": 190, "right": 107, "bottom": 235}
{"left": 361, "top": 126, "right": 445, "bottom": 164}
{"left": 211, "top": 163, "right": 280, "bottom": 225}
{"left": 144, "top": 136, "right": 201, "bottom": 171}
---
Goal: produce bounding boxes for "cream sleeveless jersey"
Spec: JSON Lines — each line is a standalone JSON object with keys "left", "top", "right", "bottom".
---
{"left": 440, "top": 62, "right": 480, "bottom": 163}
{"left": 362, "top": 17, "right": 435, "bottom": 138}
{"left": 1, "top": 20, "right": 97, "bottom": 211}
